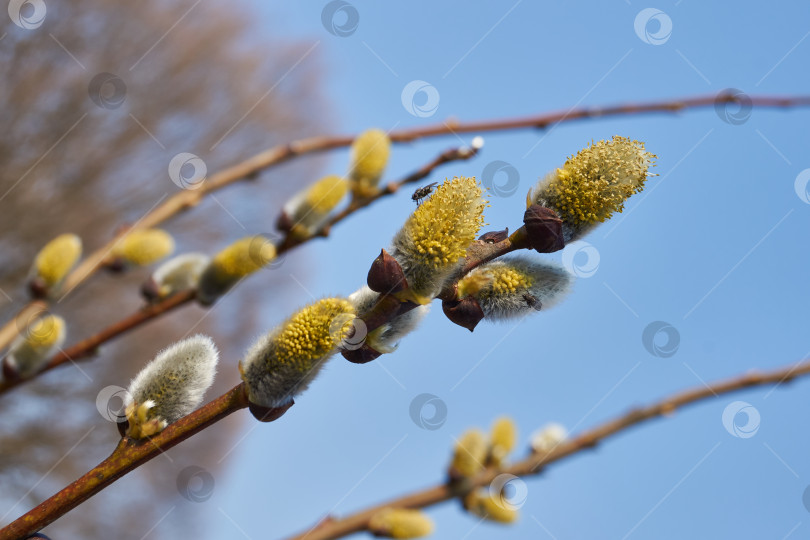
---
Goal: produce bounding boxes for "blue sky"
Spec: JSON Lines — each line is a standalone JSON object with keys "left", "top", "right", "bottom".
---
{"left": 195, "top": 1, "right": 810, "bottom": 538}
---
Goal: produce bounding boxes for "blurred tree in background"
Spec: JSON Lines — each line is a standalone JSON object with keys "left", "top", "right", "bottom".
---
{"left": 0, "top": 1, "right": 326, "bottom": 537}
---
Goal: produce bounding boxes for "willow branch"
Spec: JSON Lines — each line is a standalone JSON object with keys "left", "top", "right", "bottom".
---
{"left": 0, "top": 383, "right": 249, "bottom": 540}
{"left": 2, "top": 93, "right": 807, "bottom": 350}
{"left": 0, "top": 146, "right": 477, "bottom": 398}
{"left": 287, "top": 359, "right": 810, "bottom": 540}
{"left": 0, "top": 290, "right": 195, "bottom": 395}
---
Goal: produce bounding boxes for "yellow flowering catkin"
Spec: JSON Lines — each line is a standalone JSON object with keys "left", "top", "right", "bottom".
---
{"left": 489, "top": 416, "right": 518, "bottom": 465}
{"left": 112, "top": 228, "right": 174, "bottom": 266}
{"left": 4, "top": 315, "right": 66, "bottom": 377}
{"left": 349, "top": 128, "right": 391, "bottom": 197}
{"left": 240, "top": 298, "right": 356, "bottom": 408}
{"left": 456, "top": 256, "right": 572, "bottom": 320}
{"left": 528, "top": 136, "right": 655, "bottom": 241}
{"left": 282, "top": 175, "right": 349, "bottom": 238}
{"left": 392, "top": 177, "right": 487, "bottom": 301}
{"left": 368, "top": 508, "right": 434, "bottom": 539}
{"left": 464, "top": 490, "right": 519, "bottom": 523}
{"left": 196, "top": 236, "right": 277, "bottom": 304}
{"left": 450, "top": 428, "right": 488, "bottom": 478}
{"left": 32, "top": 233, "right": 82, "bottom": 288}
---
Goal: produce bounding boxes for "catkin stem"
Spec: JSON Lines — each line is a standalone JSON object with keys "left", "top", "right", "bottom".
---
{"left": 287, "top": 360, "right": 810, "bottom": 540}
{"left": 2, "top": 94, "right": 807, "bottom": 351}
{"left": 0, "top": 383, "right": 249, "bottom": 540}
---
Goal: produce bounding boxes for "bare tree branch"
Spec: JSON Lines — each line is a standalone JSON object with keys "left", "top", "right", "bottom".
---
{"left": 6, "top": 358, "right": 809, "bottom": 539}
{"left": 286, "top": 359, "right": 810, "bottom": 540}
{"left": 2, "top": 93, "right": 808, "bottom": 351}
{"left": 0, "top": 144, "right": 480, "bottom": 397}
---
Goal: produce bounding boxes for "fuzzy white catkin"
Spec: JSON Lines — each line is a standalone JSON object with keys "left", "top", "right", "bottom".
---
{"left": 530, "top": 423, "right": 567, "bottom": 453}
{"left": 148, "top": 252, "right": 210, "bottom": 298}
{"left": 126, "top": 335, "right": 218, "bottom": 425}
{"left": 5, "top": 315, "right": 66, "bottom": 377}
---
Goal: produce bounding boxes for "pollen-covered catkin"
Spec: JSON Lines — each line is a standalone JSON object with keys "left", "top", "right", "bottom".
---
{"left": 456, "top": 256, "right": 573, "bottom": 320}
{"left": 489, "top": 416, "right": 518, "bottom": 465}
{"left": 368, "top": 508, "right": 434, "bottom": 539}
{"left": 30, "top": 234, "right": 82, "bottom": 293}
{"left": 392, "top": 177, "right": 487, "bottom": 302}
{"left": 4, "top": 315, "right": 66, "bottom": 378}
{"left": 463, "top": 490, "right": 519, "bottom": 523}
{"left": 239, "top": 298, "right": 356, "bottom": 408}
{"left": 528, "top": 136, "right": 655, "bottom": 241}
{"left": 348, "top": 128, "right": 391, "bottom": 197}
{"left": 450, "top": 428, "right": 488, "bottom": 479}
{"left": 196, "top": 235, "right": 276, "bottom": 304}
{"left": 112, "top": 228, "right": 175, "bottom": 266}
{"left": 142, "top": 252, "right": 210, "bottom": 301}
{"left": 124, "top": 335, "right": 218, "bottom": 439}
{"left": 280, "top": 175, "right": 348, "bottom": 239}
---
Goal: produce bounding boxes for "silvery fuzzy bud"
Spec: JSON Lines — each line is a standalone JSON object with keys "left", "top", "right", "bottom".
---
{"left": 348, "top": 285, "right": 428, "bottom": 354}
{"left": 142, "top": 253, "right": 210, "bottom": 302}
{"left": 530, "top": 422, "right": 567, "bottom": 454}
{"left": 123, "top": 335, "right": 218, "bottom": 439}
{"left": 3, "top": 315, "right": 66, "bottom": 379}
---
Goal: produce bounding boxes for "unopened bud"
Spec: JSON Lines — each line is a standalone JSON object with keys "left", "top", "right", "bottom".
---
{"left": 367, "top": 249, "right": 408, "bottom": 294}
{"left": 441, "top": 296, "right": 484, "bottom": 332}
{"left": 522, "top": 205, "right": 564, "bottom": 253}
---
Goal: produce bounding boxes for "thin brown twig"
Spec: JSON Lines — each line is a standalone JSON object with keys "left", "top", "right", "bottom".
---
{"left": 0, "top": 290, "right": 196, "bottom": 395}
{"left": 2, "top": 93, "right": 808, "bottom": 350}
{"left": 0, "top": 383, "right": 249, "bottom": 540}
{"left": 0, "top": 145, "right": 479, "bottom": 398}
{"left": 286, "top": 359, "right": 810, "bottom": 540}
{"left": 4, "top": 359, "right": 808, "bottom": 540}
